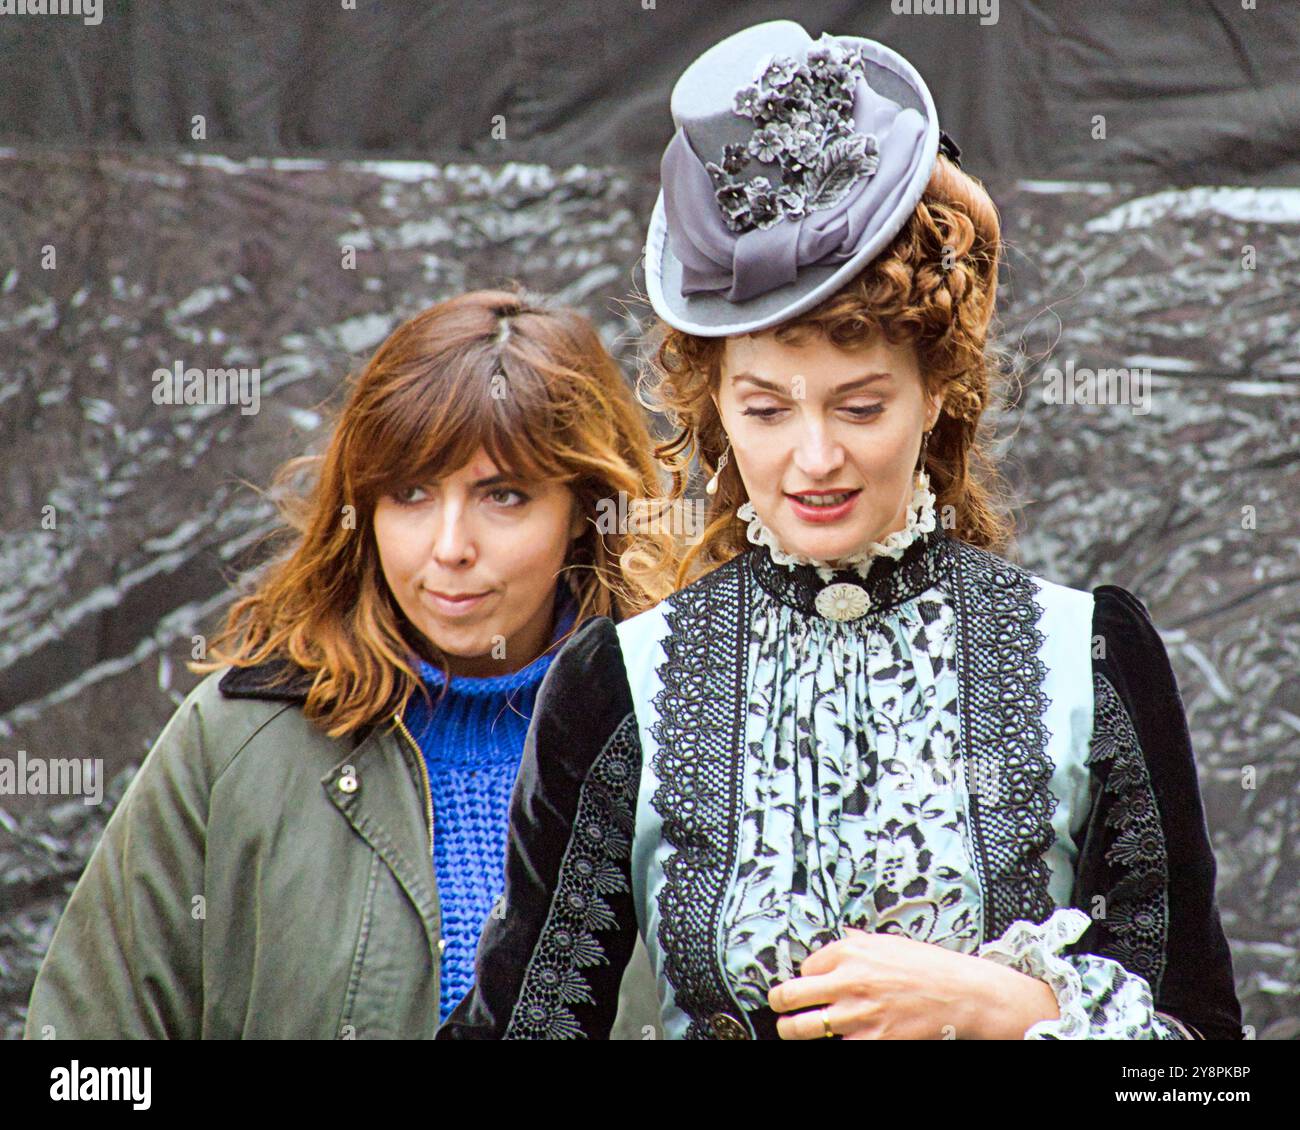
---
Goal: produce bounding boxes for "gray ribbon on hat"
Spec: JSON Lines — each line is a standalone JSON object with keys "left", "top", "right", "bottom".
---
{"left": 660, "top": 71, "right": 930, "bottom": 304}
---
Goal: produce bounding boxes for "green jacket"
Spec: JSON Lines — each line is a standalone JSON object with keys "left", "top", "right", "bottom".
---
{"left": 23, "top": 660, "right": 663, "bottom": 1039}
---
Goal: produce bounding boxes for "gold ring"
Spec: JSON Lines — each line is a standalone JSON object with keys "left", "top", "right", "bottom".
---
{"left": 821, "top": 1008, "right": 834, "bottom": 1039}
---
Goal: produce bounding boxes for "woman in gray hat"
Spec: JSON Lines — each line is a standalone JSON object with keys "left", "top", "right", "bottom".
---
{"left": 437, "top": 21, "right": 1241, "bottom": 1041}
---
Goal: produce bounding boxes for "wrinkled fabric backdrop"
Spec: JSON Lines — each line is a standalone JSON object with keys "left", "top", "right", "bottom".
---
{"left": 1, "top": 0, "right": 1297, "bottom": 1039}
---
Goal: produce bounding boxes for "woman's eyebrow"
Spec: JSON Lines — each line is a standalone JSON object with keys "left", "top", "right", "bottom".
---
{"left": 730, "top": 372, "right": 891, "bottom": 394}
{"left": 394, "top": 471, "right": 515, "bottom": 490}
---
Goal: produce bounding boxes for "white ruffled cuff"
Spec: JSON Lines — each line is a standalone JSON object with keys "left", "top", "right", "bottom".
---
{"left": 975, "top": 907, "right": 1094, "bottom": 1039}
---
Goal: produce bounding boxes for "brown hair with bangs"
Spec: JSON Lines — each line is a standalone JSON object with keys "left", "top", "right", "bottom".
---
{"left": 634, "top": 153, "right": 1016, "bottom": 590}
{"left": 190, "top": 287, "right": 677, "bottom": 737}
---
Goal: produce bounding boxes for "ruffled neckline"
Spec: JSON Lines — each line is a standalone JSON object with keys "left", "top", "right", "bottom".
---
{"left": 741, "top": 474, "right": 954, "bottom": 621}
{"left": 737, "top": 470, "right": 937, "bottom": 583}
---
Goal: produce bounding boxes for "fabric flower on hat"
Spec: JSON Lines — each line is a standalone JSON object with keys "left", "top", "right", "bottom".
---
{"left": 706, "top": 34, "right": 883, "bottom": 235}
{"left": 651, "top": 20, "right": 943, "bottom": 321}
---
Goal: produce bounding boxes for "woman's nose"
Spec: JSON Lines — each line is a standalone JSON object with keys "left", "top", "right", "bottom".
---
{"left": 432, "top": 506, "right": 476, "bottom": 565}
{"left": 792, "top": 423, "right": 845, "bottom": 480}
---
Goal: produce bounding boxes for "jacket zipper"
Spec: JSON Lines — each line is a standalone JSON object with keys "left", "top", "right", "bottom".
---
{"left": 391, "top": 713, "right": 447, "bottom": 992}
{"left": 391, "top": 712, "right": 434, "bottom": 854}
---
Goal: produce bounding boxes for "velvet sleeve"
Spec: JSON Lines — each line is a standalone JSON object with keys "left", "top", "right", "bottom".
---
{"left": 1043, "top": 584, "right": 1241, "bottom": 1039}
{"left": 435, "top": 614, "right": 644, "bottom": 1039}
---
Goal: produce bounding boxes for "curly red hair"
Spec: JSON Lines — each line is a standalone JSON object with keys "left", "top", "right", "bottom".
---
{"left": 629, "top": 153, "right": 1017, "bottom": 591}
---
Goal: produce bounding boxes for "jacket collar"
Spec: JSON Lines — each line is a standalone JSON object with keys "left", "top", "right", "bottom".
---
{"left": 218, "top": 658, "right": 381, "bottom": 748}
{"left": 218, "top": 656, "right": 316, "bottom": 702}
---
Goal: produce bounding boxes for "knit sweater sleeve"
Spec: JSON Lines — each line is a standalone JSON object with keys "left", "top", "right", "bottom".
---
{"left": 436, "top": 614, "right": 643, "bottom": 1039}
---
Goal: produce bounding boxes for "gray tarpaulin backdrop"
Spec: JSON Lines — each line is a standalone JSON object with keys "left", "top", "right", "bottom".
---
{"left": 1, "top": 1, "right": 1297, "bottom": 1038}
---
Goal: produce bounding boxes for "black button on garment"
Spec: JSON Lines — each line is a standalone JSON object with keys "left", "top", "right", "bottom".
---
{"left": 709, "top": 1011, "right": 750, "bottom": 1040}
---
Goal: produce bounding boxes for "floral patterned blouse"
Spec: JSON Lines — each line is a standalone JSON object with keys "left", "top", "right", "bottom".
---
{"left": 437, "top": 492, "right": 1242, "bottom": 1042}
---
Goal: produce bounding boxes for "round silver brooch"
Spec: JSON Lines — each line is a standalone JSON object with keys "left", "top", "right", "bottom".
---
{"left": 814, "top": 582, "right": 871, "bottom": 621}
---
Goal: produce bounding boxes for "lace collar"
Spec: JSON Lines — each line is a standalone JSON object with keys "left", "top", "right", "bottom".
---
{"left": 741, "top": 473, "right": 955, "bottom": 621}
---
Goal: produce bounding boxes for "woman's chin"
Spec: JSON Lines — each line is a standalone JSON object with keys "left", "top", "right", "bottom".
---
{"left": 778, "top": 527, "right": 874, "bottom": 564}
{"left": 414, "top": 618, "right": 488, "bottom": 658}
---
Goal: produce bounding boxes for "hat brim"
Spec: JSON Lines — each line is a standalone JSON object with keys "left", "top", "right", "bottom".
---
{"left": 645, "top": 35, "right": 940, "bottom": 338}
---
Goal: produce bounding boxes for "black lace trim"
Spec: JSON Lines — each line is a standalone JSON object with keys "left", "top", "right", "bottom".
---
{"left": 648, "top": 555, "right": 753, "bottom": 1040}
{"left": 505, "top": 713, "right": 641, "bottom": 1039}
{"left": 943, "top": 541, "right": 1059, "bottom": 942}
{"left": 1086, "top": 672, "right": 1169, "bottom": 995}
{"left": 748, "top": 526, "right": 956, "bottom": 621}
{"left": 648, "top": 537, "right": 1063, "bottom": 1034}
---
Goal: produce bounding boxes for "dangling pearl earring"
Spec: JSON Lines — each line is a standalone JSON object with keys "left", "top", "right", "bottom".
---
{"left": 706, "top": 441, "right": 731, "bottom": 497}
{"left": 915, "top": 427, "right": 932, "bottom": 486}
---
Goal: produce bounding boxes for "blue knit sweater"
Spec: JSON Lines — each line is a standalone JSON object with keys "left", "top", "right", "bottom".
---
{"left": 402, "top": 587, "right": 580, "bottom": 1024}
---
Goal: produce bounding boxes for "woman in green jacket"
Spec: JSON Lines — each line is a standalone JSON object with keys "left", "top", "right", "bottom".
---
{"left": 23, "top": 288, "right": 671, "bottom": 1039}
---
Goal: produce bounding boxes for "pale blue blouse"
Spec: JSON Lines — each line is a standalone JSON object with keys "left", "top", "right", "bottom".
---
{"left": 617, "top": 551, "right": 1191, "bottom": 1040}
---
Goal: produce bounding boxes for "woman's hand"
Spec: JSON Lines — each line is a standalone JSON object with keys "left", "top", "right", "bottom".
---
{"left": 767, "top": 926, "right": 1061, "bottom": 1040}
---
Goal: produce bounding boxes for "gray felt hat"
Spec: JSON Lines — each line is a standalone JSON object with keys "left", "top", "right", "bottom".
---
{"left": 645, "top": 19, "right": 959, "bottom": 338}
